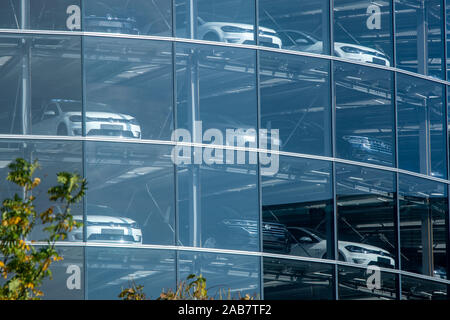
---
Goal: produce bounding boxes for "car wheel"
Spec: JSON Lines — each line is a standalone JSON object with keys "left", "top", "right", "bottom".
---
{"left": 203, "top": 32, "right": 220, "bottom": 42}
{"left": 203, "top": 237, "right": 217, "bottom": 248}
{"left": 202, "top": 33, "right": 228, "bottom": 59}
{"left": 57, "top": 125, "right": 68, "bottom": 136}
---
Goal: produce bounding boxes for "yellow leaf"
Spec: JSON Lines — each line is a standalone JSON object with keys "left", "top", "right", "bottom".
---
{"left": 32, "top": 177, "right": 41, "bottom": 188}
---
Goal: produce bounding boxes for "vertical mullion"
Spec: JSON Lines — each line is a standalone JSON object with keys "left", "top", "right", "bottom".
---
{"left": 80, "top": 0, "right": 88, "bottom": 301}
{"left": 394, "top": 69, "right": 402, "bottom": 299}
{"left": 442, "top": 0, "right": 447, "bottom": 82}
{"left": 443, "top": 0, "right": 450, "bottom": 297}
{"left": 392, "top": 0, "right": 403, "bottom": 299}
{"left": 392, "top": 0, "right": 397, "bottom": 69}
{"left": 255, "top": 0, "right": 264, "bottom": 301}
{"left": 329, "top": 0, "right": 339, "bottom": 301}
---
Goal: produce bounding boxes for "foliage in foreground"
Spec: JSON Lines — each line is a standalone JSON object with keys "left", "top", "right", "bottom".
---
{"left": 0, "top": 158, "right": 86, "bottom": 300}
{"left": 119, "top": 274, "right": 255, "bottom": 300}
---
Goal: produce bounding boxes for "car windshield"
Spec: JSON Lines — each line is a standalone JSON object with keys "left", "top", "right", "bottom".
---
{"left": 86, "top": 204, "right": 118, "bottom": 216}
{"left": 58, "top": 101, "right": 81, "bottom": 112}
{"left": 278, "top": 30, "right": 319, "bottom": 46}
{"left": 59, "top": 101, "right": 114, "bottom": 113}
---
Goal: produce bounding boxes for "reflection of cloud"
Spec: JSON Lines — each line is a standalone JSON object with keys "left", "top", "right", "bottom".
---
{"left": 106, "top": 270, "right": 159, "bottom": 286}
{"left": 105, "top": 166, "right": 165, "bottom": 185}
{"left": 0, "top": 161, "right": 11, "bottom": 168}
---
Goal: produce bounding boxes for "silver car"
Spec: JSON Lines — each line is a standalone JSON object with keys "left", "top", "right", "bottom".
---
{"left": 33, "top": 99, "right": 141, "bottom": 139}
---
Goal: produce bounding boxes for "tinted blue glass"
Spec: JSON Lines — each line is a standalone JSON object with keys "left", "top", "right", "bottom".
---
{"left": 86, "top": 248, "right": 175, "bottom": 299}
{"left": 177, "top": 151, "right": 259, "bottom": 251}
{"left": 336, "top": 164, "right": 396, "bottom": 269}
{"left": 397, "top": 73, "right": 446, "bottom": 177}
{"left": 259, "top": 0, "right": 329, "bottom": 53}
{"left": 447, "top": 2, "right": 450, "bottom": 79}
{"left": 401, "top": 275, "right": 447, "bottom": 300}
{"left": 176, "top": 43, "right": 257, "bottom": 137}
{"left": 429, "top": 89, "right": 447, "bottom": 179}
{"left": 448, "top": 86, "right": 450, "bottom": 177}
{"left": 338, "top": 266, "right": 397, "bottom": 300}
{"left": 30, "top": 0, "right": 81, "bottom": 31}
{"left": 178, "top": 251, "right": 260, "bottom": 298}
{"left": 84, "top": 0, "right": 171, "bottom": 36}
{"left": 263, "top": 258, "right": 334, "bottom": 300}
{"left": 334, "top": 0, "right": 393, "bottom": 67}
{"left": 86, "top": 142, "right": 175, "bottom": 245}
{"left": 0, "top": 139, "right": 83, "bottom": 241}
{"left": 395, "top": 0, "right": 445, "bottom": 79}
{"left": 399, "top": 174, "right": 448, "bottom": 279}
{"left": 0, "top": 35, "right": 81, "bottom": 136}
{"left": 260, "top": 52, "right": 331, "bottom": 156}
{"left": 0, "top": 1, "right": 20, "bottom": 29}
{"left": 84, "top": 37, "right": 173, "bottom": 141}
{"left": 335, "top": 62, "right": 394, "bottom": 167}
{"left": 262, "top": 156, "right": 333, "bottom": 259}
{"left": 40, "top": 246, "right": 84, "bottom": 300}
{"left": 175, "top": 0, "right": 255, "bottom": 43}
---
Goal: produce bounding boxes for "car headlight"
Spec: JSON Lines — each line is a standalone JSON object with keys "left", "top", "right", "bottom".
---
{"left": 129, "top": 118, "right": 139, "bottom": 126}
{"left": 340, "top": 46, "right": 364, "bottom": 54}
{"left": 69, "top": 115, "right": 82, "bottom": 122}
{"left": 130, "top": 222, "right": 140, "bottom": 229}
{"left": 342, "top": 136, "right": 369, "bottom": 145}
{"left": 345, "top": 245, "right": 367, "bottom": 253}
{"left": 221, "top": 26, "right": 252, "bottom": 33}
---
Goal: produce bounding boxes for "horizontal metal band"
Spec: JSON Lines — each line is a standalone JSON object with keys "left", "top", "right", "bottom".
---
{"left": 0, "top": 134, "right": 448, "bottom": 184}
{"left": 29, "top": 240, "right": 450, "bottom": 285}
{"left": 0, "top": 28, "right": 448, "bottom": 86}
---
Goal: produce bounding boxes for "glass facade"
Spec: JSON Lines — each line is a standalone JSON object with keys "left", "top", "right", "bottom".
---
{"left": 0, "top": 0, "right": 449, "bottom": 300}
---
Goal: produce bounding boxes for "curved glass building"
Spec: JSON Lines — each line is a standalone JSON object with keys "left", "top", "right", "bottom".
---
{"left": 0, "top": 0, "right": 449, "bottom": 300}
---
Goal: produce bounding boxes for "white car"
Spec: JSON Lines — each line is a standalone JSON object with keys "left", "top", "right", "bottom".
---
{"left": 197, "top": 17, "right": 282, "bottom": 48}
{"left": 278, "top": 30, "right": 390, "bottom": 66}
{"left": 33, "top": 99, "right": 141, "bottom": 139}
{"left": 70, "top": 213, "right": 143, "bottom": 244}
{"left": 288, "top": 227, "right": 395, "bottom": 268}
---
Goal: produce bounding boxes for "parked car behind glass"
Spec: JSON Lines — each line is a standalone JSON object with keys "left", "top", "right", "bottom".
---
{"left": 33, "top": 99, "right": 141, "bottom": 139}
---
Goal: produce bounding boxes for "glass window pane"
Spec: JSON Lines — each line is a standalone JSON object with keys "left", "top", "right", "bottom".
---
{"left": 401, "top": 275, "right": 447, "bottom": 300}
{"left": 176, "top": 43, "right": 257, "bottom": 136}
{"left": 40, "top": 246, "right": 84, "bottom": 300}
{"left": 397, "top": 74, "right": 446, "bottom": 177}
{"left": 399, "top": 174, "right": 448, "bottom": 279}
{"left": 175, "top": 0, "right": 255, "bottom": 44}
{"left": 84, "top": 37, "right": 173, "bottom": 141}
{"left": 86, "top": 248, "right": 175, "bottom": 299}
{"left": 84, "top": 0, "right": 172, "bottom": 36}
{"left": 178, "top": 251, "right": 260, "bottom": 298}
{"left": 260, "top": 52, "right": 331, "bottom": 156}
{"left": 334, "top": 0, "right": 392, "bottom": 67}
{"left": 429, "top": 89, "right": 447, "bottom": 179}
{"left": 335, "top": 62, "right": 394, "bottom": 167}
{"left": 177, "top": 151, "right": 259, "bottom": 251}
{"left": 86, "top": 142, "right": 175, "bottom": 245}
{"left": 0, "top": 35, "right": 82, "bottom": 136}
{"left": 262, "top": 157, "right": 333, "bottom": 259}
{"left": 263, "top": 258, "right": 334, "bottom": 300}
{"left": 0, "top": 139, "right": 83, "bottom": 241}
{"left": 258, "top": 0, "right": 329, "bottom": 53}
{"left": 447, "top": 2, "right": 450, "bottom": 79}
{"left": 336, "top": 164, "right": 397, "bottom": 269}
{"left": 338, "top": 265, "right": 397, "bottom": 300}
{"left": 0, "top": 1, "right": 20, "bottom": 29}
{"left": 30, "top": 0, "right": 81, "bottom": 31}
{"left": 395, "top": 0, "right": 445, "bottom": 79}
